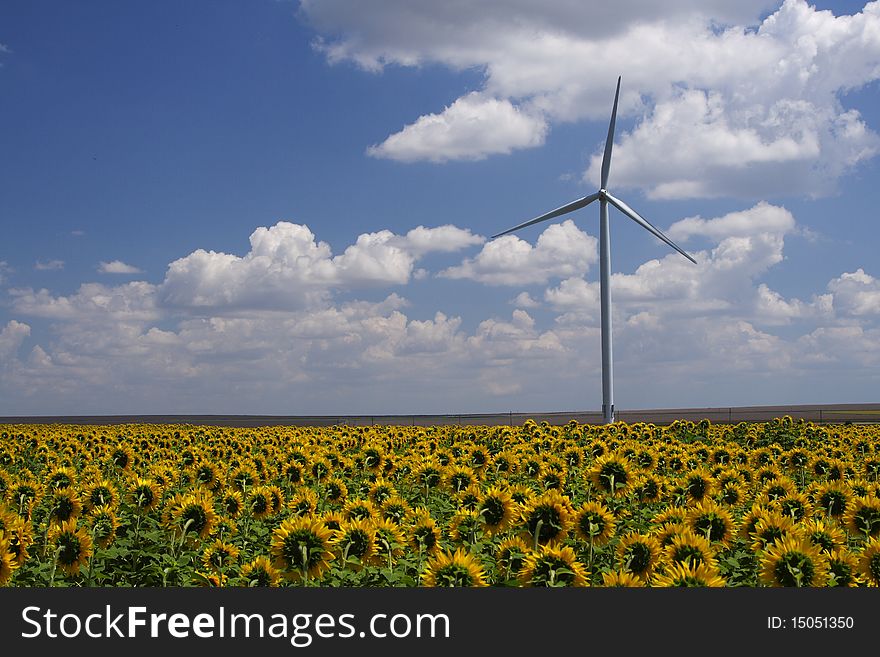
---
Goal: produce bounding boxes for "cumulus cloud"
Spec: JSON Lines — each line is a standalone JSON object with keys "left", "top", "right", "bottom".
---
{"left": 3, "top": 208, "right": 880, "bottom": 414}
{"left": 99, "top": 260, "right": 143, "bottom": 274}
{"left": 827, "top": 269, "right": 880, "bottom": 316}
{"left": 367, "top": 93, "right": 548, "bottom": 162}
{"left": 160, "top": 221, "right": 482, "bottom": 311}
{"left": 302, "top": 0, "right": 880, "bottom": 198}
{"left": 440, "top": 219, "right": 596, "bottom": 285}
{"left": 0, "top": 320, "right": 30, "bottom": 362}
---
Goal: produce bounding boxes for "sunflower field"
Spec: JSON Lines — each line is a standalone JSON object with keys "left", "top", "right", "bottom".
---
{"left": 1, "top": 416, "right": 880, "bottom": 587}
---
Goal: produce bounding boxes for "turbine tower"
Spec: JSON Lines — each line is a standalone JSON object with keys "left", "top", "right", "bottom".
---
{"left": 491, "top": 77, "right": 697, "bottom": 424}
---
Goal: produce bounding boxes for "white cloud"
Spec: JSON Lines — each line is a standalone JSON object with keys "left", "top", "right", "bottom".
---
{"left": 440, "top": 219, "right": 596, "bottom": 285}
{"left": 4, "top": 208, "right": 880, "bottom": 414}
{"left": 827, "top": 268, "right": 880, "bottom": 316}
{"left": 35, "top": 259, "right": 65, "bottom": 271}
{"left": 160, "top": 221, "right": 482, "bottom": 311}
{"left": 0, "top": 261, "right": 11, "bottom": 284}
{"left": 10, "top": 282, "right": 160, "bottom": 321}
{"left": 367, "top": 93, "right": 548, "bottom": 162}
{"left": 0, "top": 320, "right": 30, "bottom": 362}
{"left": 99, "top": 260, "right": 144, "bottom": 274}
{"left": 302, "top": 0, "right": 880, "bottom": 198}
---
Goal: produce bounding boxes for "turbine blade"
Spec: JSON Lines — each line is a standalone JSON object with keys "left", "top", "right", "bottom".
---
{"left": 604, "top": 191, "right": 697, "bottom": 264}
{"left": 600, "top": 76, "right": 621, "bottom": 189}
{"left": 491, "top": 192, "right": 600, "bottom": 238}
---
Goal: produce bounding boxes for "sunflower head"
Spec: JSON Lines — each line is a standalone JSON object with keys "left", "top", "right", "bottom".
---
{"left": 519, "top": 544, "right": 588, "bottom": 587}
{"left": 858, "top": 537, "right": 880, "bottom": 586}
{"left": 686, "top": 499, "right": 734, "bottom": 546}
{"left": 652, "top": 562, "right": 727, "bottom": 587}
{"left": 617, "top": 532, "right": 661, "bottom": 581}
{"left": 239, "top": 556, "right": 282, "bottom": 587}
{"left": 589, "top": 453, "right": 631, "bottom": 498}
{"left": 89, "top": 505, "right": 119, "bottom": 549}
{"left": 48, "top": 519, "right": 93, "bottom": 577}
{"left": 760, "top": 536, "right": 830, "bottom": 587}
{"left": 843, "top": 495, "right": 880, "bottom": 539}
{"left": 270, "top": 517, "right": 334, "bottom": 582}
{"left": 332, "top": 518, "right": 377, "bottom": 570}
{"left": 518, "top": 490, "right": 573, "bottom": 547}
{"left": 422, "top": 548, "right": 487, "bottom": 587}
{"left": 495, "top": 537, "right": 531, "bottom": 582}
{"left": 573, "top": 501, "right": 616, "bottom": 546}
{"left": 202, "top": 539, "right": 240, "bottom": 572}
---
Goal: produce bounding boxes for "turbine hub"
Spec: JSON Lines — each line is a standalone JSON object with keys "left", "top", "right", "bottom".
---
{"left": 598, "top": 188, "right": 607, "bottom": 200}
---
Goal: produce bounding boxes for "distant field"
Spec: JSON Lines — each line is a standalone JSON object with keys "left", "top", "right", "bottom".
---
{"left": 2, "top": 402, "right": 880, "bottom": 427}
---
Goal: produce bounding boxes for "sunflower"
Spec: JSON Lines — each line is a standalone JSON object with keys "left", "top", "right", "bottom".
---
{"left": 517, "top": 490, "right": 574, "bottom": 548}
{"left": 413, "top": 462, "right": 444, "bottom": 491}
{"left": 193, "top": 462, "right": 223, "bottom": 491}
{"left": 9, "top": 479, "right": 40, "bottom": 519}
{"left": 682, "top": 469, "right": 715, "bottom": 503}
{"left": 324, "top": 478, "right": 349, "bottom": 505}
{"left": 759, "top": 536, "right": 830, "bottom": 587}
{"left": 456, "top": 485, "right": 482, "bottom": 511}
{"left": 108, "top": 445, "right": 134, "bottom": 472}
{"left": 45, "top": 466, "right": 77, "bottom": 491}
{"left": 651, "top": 506, "right": 688, "bottom": 529}
{"left": 601, "top": 570, "right": 644, "bottom": 587}
{"left": 686, "top": 499, "right": 734, "bottom": 546}
{"left": 589, "top": 453, "right": 631, "bottom": 498}
{"left": 82, "top": 479, "right": 119, "bottom": 513}
{"left": 318, "top": 510, "right": 345, "bottom": 533}
{"left": 332, "top": 518, "right": 377, "bottom": 570}
{"left": 445, "top": 466, "right": 476, "bottom": 493}
{"left": 0, "top": 538, "right": 12, "bottom": 585}
{"left": 495, "top": 537, "right": 531, "bottom": 582}
{"left": 309, "top": 456, "right": 332, "bottom": 483}
{"left": 811, "top": 481, "right": 850, "bottom": 519}
{"left": 202, "top": 539, "right": 240, "bottom": 572}
{"left": 750, "top": 512, "right": 799, "bottom": 553}
{"left": 448, "top": 509, "right": 482, "bottom": 544}
{"left": 270, "top": 516, "right": 335, "bottom": 582}
{"left": 421, "top": 548, "right": 487, "bottom": 587}
{"left": 246, "top": 486, "right": 274, "bottom": 520}
{"left": 506, "top": 483, "right": 535, "bottom": 507}
{"left": 573, "top": 501, "right": 616, "bottom": 546}
{"left": 662, "top": 529, "right": 717, "bottom": 570}
{"left": 372, "top": 518, "right": 406, "bottom": 563}
{"left": 48, "top": 519, "right": 93, "bottom": 577}
{"left": 342, "top": 498, "right": 377, "bottom": 522}
{"left": 239, "top": 556, "right": 282, "bottom": 587}
{"left": 857, "top": 537, "right": 880, "bottom": 586}
{"left": 288, "top": 487, "right": 319, "bottom": 517}
{"left": 738, "top": 504, "right": 774, "bottom": 541}
{"left": 519, "top": 544, "right": 588, "bottom": 587}
{"left": 2, "top": 515, "right": 31, "bottom": 569}
{"left": 129, "top": 478, "right": 161, "bottom": 512}
{"left": 210, "top": 516, "right": 238, "bottom": 541}
{"left": 802, "top": 518, "right": 846, "bottom": 554}
{"left": 89, "top": 505, "right": 119, "bottom": 548}
{"left": 476, "top": 487, "right": 514, "bottom": 535}
{"left": 617, "top": 532, "right": 661, "bottom": 581}
{"left": 230, "top": 464, "right": 260, "bottom": 492}
{"left": 381, "top": 496, "right": 411, "bottom": 526}
{"left": 652, "top": 562, "right": 727, "bottom": 587}
{"left": 633, "top": 474, "right": 663, "bottom": 503}
{"left": 45, "top": 488, "right": 83, "bottom": 525}
{"left": 408, "top": 508, "right": 441, "bottom": 556}
{"left": 827, "top": 548, "right": 860, "bottom": 587}
{"left": 222, "top": 490, "right": 244, "bottom": 518}
{"left": 757, "top": 477, "right": 798, "bottom": 506}
{"left": 167, "top": 491, "right": 217, "bottom": 540}
{"left": 843, "top": 495, "right": 880, "bottom": 539}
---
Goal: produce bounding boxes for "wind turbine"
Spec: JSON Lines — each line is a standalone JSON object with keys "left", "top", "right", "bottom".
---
{"left": 491, "top": 77, "right": 697, "bottom": 424}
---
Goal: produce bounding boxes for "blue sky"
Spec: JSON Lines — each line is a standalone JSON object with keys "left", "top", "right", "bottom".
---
{"left": 2, "top": 0, "right": 880, "bottom": 415}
